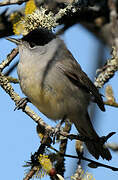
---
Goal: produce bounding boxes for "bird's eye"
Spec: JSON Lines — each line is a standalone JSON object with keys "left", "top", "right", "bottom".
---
{"left": 29, "top": 42, "right": 35, "bottom": 48}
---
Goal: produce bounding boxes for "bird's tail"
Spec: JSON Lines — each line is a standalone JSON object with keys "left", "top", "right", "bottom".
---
{"left": 73, "top": 113, "right": 112, "bottom": 160}
{"left": 85, "top": 139, "right": 112, "bottom": 160}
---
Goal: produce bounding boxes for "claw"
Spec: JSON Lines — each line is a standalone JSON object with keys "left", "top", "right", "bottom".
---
{"left": 51, "top": 127, "right": 60, "bottom": 144}
{"left": 51, "top": 117, "right": 66, "bottom": 144}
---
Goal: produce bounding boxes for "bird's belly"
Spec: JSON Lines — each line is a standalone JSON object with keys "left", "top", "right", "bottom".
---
{"left": 20, "top": 78, "right": 66, "bottom": 120}
{"left": 18, "top": 62, "right": 89, "bottom": 121}
{"left": 36, "top": 98, "right": 66, "bottom": 120}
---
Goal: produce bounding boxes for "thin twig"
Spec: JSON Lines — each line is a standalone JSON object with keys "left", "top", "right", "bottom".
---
{"left": 6, "top": 76, "right": 19, "bottom": 83}
{"left": 23, "top": 167, "right": 37, "bottom": 180}
{"left": 72, "top": 140, "right": 83, "bottom": 180}
{"left": 23, "top": 135, "right": 53, "bottom": 180}
{"left": 0, "top": 48, "right": 18, "bottom": 71}
{"left": 0, "top": 0, "right": 28, "bottom": 7}
{"left": 51, "top": 147, "right": 118, "bottom": 171}
{"left": 55, "top": 121, "right": 72, "bottom": 177}
{"left": 60, "top": 131, "right": 115, "bottom": 144}
{"left": 104, "top": 101, "right": 118, "bottom": 108}
{"left": 94, "top": 47, "right": 118, "bottom": 88}
{"left": 66, "top": 154, "right": 118, "bottom": 171}
{"left": 5, "top": 61, "right": 18, "bottom": 76}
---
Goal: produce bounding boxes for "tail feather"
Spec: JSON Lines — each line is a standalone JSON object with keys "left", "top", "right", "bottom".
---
{"left": 85, "top": 141, "right": 112, "bottom": 160}
{"left": 72, "top": 113, "right": 112, "bottom": 160}
{"left": 84, "top": 113, "right": 112, "bottom": 160}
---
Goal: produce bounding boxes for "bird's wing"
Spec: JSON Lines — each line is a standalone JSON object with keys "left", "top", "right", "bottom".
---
{"left": 57, "top": 49, "right": 105, "bottom": 111}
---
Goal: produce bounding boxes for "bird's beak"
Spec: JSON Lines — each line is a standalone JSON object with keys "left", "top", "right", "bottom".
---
{"left": 6, "top": 37, "right": 21, "bottom": 45}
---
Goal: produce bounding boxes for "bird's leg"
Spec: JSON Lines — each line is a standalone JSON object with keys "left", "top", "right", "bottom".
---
{"left": 55, "top": 116, "right": 66, "bottom": 133}
{"left": 52, "top": 115, "right": 67, "bottom": 144}
{"left": 14, "top": 97, "right": 30, "bottom": 111}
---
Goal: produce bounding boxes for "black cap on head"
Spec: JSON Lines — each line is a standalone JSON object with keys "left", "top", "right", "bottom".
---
{"left": 22, "top": 28, "right": 56, "bottom": 47}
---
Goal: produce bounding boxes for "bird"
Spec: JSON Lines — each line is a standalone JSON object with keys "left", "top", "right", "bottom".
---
{"left": 7, "top": 28, "right": 112, "bottom": 160}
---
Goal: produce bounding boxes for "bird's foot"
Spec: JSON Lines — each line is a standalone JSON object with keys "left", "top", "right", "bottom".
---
{"left": 51, "top": 118, "right": 66, "bottom": 144}
{"left": 14, "top": 97, "right": 30, "bottom": 111}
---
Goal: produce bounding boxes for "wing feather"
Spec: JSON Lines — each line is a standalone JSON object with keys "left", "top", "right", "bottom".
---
{"left": 57, "top": 48, "right": 105, "bottom": 111}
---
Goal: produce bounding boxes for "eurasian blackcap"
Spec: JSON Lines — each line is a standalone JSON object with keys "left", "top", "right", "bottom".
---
{"left": 7, "top": 28, "right": 111, "bottom": 160}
